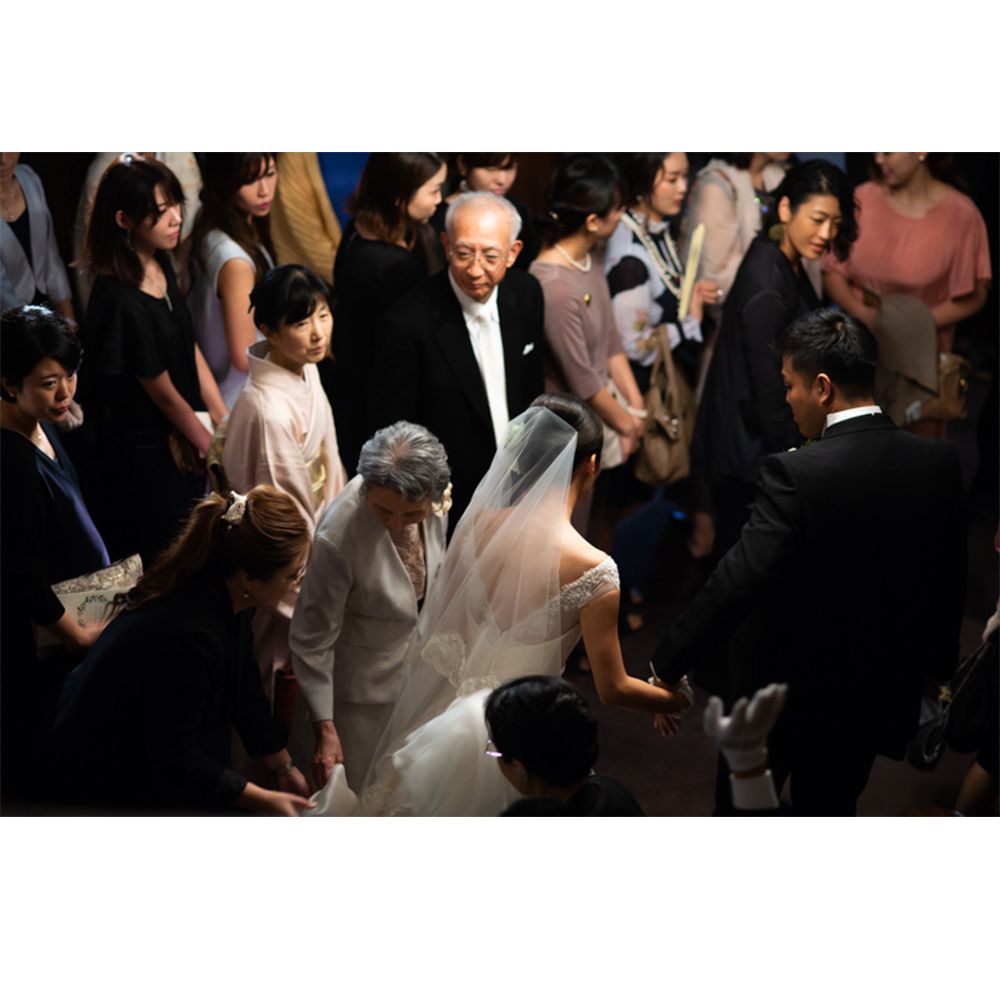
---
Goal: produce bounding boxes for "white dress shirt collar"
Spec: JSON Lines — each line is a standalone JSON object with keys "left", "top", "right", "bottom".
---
{"left": 448, "top": 270, "right": 499, "bottom": 321}
{"left": 824, "top": 405, "right": 883, "bottom": 433}
{"left": 447, "top": 271, "right": 509, "bottom": 448}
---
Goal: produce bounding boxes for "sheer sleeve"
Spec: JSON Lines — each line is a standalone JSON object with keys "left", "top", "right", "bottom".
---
{"left": 560, "top": 557, "right": 620, "bottom": 613}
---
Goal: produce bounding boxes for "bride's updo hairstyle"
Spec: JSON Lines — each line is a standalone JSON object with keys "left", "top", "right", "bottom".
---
{"left": 120, "top": 485, "right": 309, "bottom": 610}
{"left": 531, "top": 393, "right": 603, "bottom": 472}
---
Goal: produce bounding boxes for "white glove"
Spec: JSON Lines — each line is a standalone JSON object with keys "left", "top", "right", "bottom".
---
{"left": 703, "top": 683, "right": 789, "bottom": 773}
{"left": 903, "top": 399, "right": 924, "bottom": 425}
{"left": 648, "top": 666, "right": 694, "bottom": 713}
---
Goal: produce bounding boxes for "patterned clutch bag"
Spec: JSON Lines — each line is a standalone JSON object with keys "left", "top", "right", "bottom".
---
{"left": 36, "top": 554, "right": 143, "bottom": 650}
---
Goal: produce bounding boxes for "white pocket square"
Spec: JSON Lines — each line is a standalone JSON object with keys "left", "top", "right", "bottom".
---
{"left": 522, "top": 342, "right": 535, "bottom": 356}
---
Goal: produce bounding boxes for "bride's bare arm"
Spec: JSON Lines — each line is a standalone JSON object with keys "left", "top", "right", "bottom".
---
{"left": 580, "top": 591, "right": 689, "bottom": 714}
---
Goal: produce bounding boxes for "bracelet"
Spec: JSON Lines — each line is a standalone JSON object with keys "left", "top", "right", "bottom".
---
{"left": 271, "top": 760, "right": 295, "bottom": 777}
{"left": 627, "top": 405, "right": 648, "bottom": 419}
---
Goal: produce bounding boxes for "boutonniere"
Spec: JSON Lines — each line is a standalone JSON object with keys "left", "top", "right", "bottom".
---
{"left": 432, "top": 482, "right": 453, "bottom": 518}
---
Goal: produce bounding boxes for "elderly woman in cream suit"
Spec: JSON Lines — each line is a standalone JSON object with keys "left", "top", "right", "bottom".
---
{"left": 290, "top": 421, "right": 451, "bottom": 791}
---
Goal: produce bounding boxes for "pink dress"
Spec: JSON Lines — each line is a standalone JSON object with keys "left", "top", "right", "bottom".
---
{"left": 822, "top": 181, "right": 992, "bottom": 352}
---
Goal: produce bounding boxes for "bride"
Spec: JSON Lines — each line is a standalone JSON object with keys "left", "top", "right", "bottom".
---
{"left": 312, "top": 393, "right": 691, "bottom": 816}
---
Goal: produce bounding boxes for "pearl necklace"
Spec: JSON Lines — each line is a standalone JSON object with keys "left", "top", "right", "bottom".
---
{"left": 552, "top": 241, "right": 592, "bottom": 272}
{"left": 622, "top": 209, "right": 683, "bottom": 300}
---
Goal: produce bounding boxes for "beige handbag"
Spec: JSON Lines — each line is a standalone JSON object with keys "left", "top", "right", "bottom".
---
{"left": 634, "top": 325, "right": 695, "bottom": 486}
{"left": 875, "top": 295, "right": 971, "bottom": 425}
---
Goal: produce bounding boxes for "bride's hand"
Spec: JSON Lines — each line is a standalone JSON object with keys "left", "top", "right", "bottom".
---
{"left": 654, "top": 713, "right": 682, "bottom": 738}
{"left": 312, "top": 722, "right": 345, "bottom": 789}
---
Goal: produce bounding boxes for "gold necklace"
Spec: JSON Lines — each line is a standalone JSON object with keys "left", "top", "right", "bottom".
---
{"left": 1, "top": 184, "right": 23, "bottom": 222}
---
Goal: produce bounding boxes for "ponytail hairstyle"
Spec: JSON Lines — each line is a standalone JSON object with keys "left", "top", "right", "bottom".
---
{"left": 348, "top": 152, "right": 445, "bottom": 249}
{"left": 189, "top": 153, "right": 277, "bottom": 276}
{"left": 120, "top": 485, "right": 309, "bottom": 610}
{"left": 84, "top": 155, "right": 185, "bottom": 287}
{"left": 770, "top": 158, "right": 859, "bottom": 262}
{"left": 538, "top": 154, "right": 623, "bottom": 246}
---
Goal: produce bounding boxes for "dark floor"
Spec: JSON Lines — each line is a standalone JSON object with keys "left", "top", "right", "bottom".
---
{"left": 3, "top": 380, "right": 995, "bottom": 818}
{"left": 574, "top": 376, "right": 998, "bottom": 817}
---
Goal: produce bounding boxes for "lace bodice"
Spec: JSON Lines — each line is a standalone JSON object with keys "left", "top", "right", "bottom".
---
{"left": 418, "top": 554, "right": 620, "bottom": 694}
{"left": 559, "top": 555, "right": 620, "bottom": 613}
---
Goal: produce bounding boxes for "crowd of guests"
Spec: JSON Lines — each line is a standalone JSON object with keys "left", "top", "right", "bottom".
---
{"left": 0, "top": 150, "right": 995, "bottom": 816}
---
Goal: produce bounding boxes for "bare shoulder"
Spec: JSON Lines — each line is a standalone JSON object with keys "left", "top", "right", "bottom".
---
{"left": 558, "top": 525, "right": 612, "bottom": 589}
{"left": 217, "top": 256, "right": 256, "bottom": 293}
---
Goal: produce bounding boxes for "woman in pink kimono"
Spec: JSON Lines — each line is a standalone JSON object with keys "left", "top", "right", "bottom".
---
{"left": 220, "top": 264, "right": 347, "bottom": 750}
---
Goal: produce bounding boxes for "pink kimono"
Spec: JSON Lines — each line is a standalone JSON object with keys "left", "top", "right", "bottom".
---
{"left": 222, "top": 341, "right": 347, "bottom": 710}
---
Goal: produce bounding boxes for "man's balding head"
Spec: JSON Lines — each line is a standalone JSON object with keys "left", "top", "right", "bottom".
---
{"left": 442, "top": 192, "right": 523, "bottom": 303}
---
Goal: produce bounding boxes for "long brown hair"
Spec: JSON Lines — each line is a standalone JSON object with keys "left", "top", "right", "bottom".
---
{"left": 84, "top": 156, "right": 186, "bottom": 287}
{"left": 349, "top": 152, "right": 444, "bottom": 248}
{"left": 121, "top": 485, "right": 309, "bottom": 610}
{"left": 189, "top": 153, "right": 277, "bottom": 276}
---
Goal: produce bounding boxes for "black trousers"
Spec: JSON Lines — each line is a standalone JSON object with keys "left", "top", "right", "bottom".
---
{"left": 713, "top": 722, "right": 877, "bottom": 817}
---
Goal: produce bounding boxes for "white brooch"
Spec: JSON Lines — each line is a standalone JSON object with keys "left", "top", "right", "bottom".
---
{"left": 222, "top": 490, "right": 248, "bottom": 524}
{"left": 432, "top": 482, "right": 453, "bottom": 519}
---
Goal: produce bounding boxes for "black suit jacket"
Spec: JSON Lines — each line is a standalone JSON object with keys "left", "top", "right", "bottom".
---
{"left": 653, "top": 414, "right": 966, "bottom": 758}
{"left": 368, "top": 268, "right": 545, "bottom": 525}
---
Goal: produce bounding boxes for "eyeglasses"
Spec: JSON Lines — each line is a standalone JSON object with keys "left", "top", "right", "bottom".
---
{"left": 450, "top": 247, "right": 506, "bottom": 268}
{"left": 483, "top": 737, "right": 504, "bottom": 758}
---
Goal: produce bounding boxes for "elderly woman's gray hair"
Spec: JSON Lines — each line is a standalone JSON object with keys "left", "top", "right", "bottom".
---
{"left": 358, "top": 422, "right": 451, "bottom": 501}
{"left": 445, "top": 191, "right": 522, "bottom": 244}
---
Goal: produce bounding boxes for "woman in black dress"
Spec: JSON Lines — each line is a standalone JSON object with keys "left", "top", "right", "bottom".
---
{"left": 51, "top": 485, "right": 315, "bottom": 816}
{"left": 429, "top": 153, "right": 540, "bottom": 270}
{"left": 694, "top": 159, "right": 858, "bottom": 559}
{"left": 0, "top": 305, "right": 110, "bottom": 798}
{"left": 327, "top": 152, "right": 446, "bottom": 474}
{"left": 82, "top": 155, "right": 227, "bottom": 564}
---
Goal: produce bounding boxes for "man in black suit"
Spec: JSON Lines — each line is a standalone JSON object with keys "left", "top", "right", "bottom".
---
{"left": 368, "top": 192, "right": 544, "bottom": 527}
{"left": 652, "top": 309, "right": 966, "bottom": 815}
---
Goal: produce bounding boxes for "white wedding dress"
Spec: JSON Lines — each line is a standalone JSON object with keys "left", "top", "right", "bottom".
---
{"left": 310, "top": 407, "right": 620, "bottom": 817}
